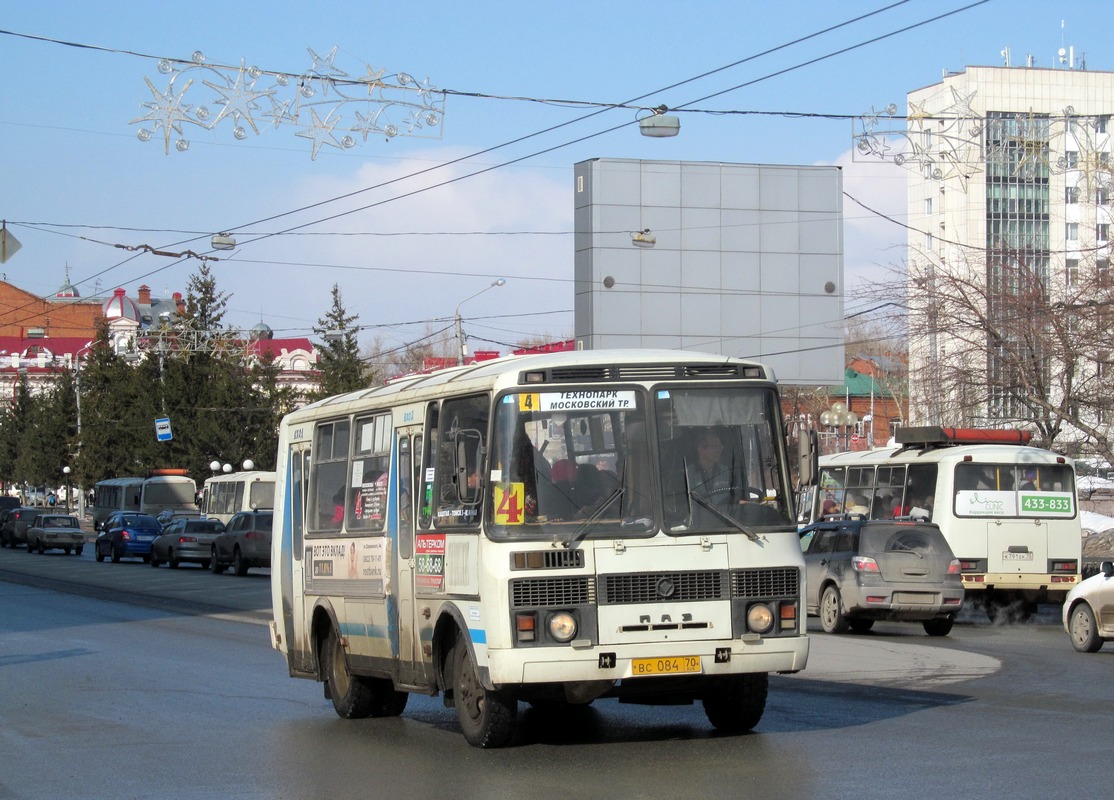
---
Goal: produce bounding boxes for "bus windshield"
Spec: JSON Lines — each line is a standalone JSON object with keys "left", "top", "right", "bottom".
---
{"left": 488, "top": 388, "right": 654, "bottom": 538}
{"left": 656, "top": 386, "right": 792, "bottom": 532}
{"left": 486, "top": 384, "right": 792, "bottom": 538}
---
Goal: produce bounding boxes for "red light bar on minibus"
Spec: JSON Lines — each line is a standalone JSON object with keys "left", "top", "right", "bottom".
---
{"left": 894, "top": 426, "right": 1032, "bottom": 447}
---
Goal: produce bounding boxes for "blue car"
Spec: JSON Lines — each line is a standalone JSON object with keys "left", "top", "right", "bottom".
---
{"left": 95, "top": 512, "right": 163, "bottom": 563}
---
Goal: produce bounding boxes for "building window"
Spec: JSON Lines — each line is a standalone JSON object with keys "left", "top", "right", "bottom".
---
{"left": 1097, "top": 115, "right": 1110, "bottom": 134}
{"left": 1067, "top": 258, "right": 1079, "bottom": 286}
{"left": 1065, "top": 150, "right": 1079, "bottom": 169}
{"left": 924, "top": 197, "right": 933, "bottom": 215}
{"left": 1098, "top": 224, "right": 1110, "bottom": 243}
{"left": 924, "top": 232, "right": 934, "bottom": 251}
{"left": 1098, "top": 187, "right": 1111, "bottom": 205}
{"left": 1067, "top": 223, "right": 1079, "bottom": 241}
{"left": 1067, "top": 186, "right": 1080, "bottom": 204}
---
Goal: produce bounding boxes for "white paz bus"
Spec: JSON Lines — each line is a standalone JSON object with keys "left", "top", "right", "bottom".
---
{"left": 801, "top": 426, "right": 1081, "bottom": 620}
{"left": 270, "top": 349, "right": 808, "bottom": 747}
{"left": 200, "top": 470, "right": 276, "bottom": 525}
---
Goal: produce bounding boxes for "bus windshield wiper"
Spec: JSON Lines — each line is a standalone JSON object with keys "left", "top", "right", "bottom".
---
{"left": 682, "top": 463, "right": 759, "bottom": 542}
{"left": 686, "top": 490, "right": 760, "bottom": 542}
{"left": 561, "top": 487, "right": 625, "bottom": 549}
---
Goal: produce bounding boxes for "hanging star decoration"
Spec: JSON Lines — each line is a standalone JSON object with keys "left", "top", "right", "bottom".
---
{"left": 295, "top": 107, "right": 344, "bottom": 160}
{"left": 130, "top": 46, "right": 445, "bottom": 158}
{"left": 204, "top": 61, "right": 274, "bottom": 137}
{"left": 130, "top": 76, "right": 198, "bottom": 154}
{"left": 853, "top": 89, "right": 985, "bottom": 193}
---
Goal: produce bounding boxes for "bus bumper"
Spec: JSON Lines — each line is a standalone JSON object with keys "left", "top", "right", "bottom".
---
{"left": 486, "top": 634, "right": 809, "bottom": 686}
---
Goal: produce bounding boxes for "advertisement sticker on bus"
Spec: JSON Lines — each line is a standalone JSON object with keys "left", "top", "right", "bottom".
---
{"left": 955, "top": 490, "right": 1017, "bottom": 517}
{"left": 304, "top": 539, "right": 386, "bottom": 593}
{"left": 415, "top": 534, "right": 446, "bottom": 590}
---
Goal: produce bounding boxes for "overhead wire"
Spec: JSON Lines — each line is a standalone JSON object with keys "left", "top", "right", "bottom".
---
{"left": 0, "top": 0, "right": 924, "bottom": 336}
{"left": 3, "top": 2, "right": 986, "bottom": 361}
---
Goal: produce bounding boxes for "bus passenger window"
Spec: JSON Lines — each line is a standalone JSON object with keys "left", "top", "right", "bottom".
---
{"left": 312, "top": 419, "right": 350, "bottom": 532}
{"left": 433, "top": 395, "right": 488, "bottom": 528}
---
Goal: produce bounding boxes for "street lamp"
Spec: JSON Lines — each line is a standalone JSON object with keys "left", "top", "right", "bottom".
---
{"left": 820, "top": 402, "right": 859, "bottom": 453}
{"left": 454, "top": 278, "right": 505, "bottom": 365}
{"left": 62, "top": 466, "right": 71, "bottom": 512}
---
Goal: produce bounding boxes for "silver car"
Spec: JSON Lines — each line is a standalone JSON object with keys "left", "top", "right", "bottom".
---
{"left": 801, "top": 519, "right": 965, "bottom": 636}
{"left": 150, "top": 518, "right": 225, "bottom": 569}
{"left": 1063, "top": 561, "right": 1114, "bottom": 652}
{"left": 25, "top": 514, "right": 84, "bottom": 555}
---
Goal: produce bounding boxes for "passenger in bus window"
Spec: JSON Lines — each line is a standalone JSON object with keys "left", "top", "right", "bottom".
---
{"left": 1020, "top": 469, "right": 1037, "bottom": 490}
{"left": 846, "top": 494, "right": 870, "bottom": 516}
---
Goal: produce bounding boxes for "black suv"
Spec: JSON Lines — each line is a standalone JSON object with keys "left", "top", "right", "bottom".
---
{"left": 799, "top": 518, "right": 966, "bottom": 636}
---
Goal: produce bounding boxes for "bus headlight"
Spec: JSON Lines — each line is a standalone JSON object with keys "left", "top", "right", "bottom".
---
{"left": 746, "top": 603, "right": 774, "bottom": 634}
{"left": 546, "top": 611, "right": 578, "bottom": 643}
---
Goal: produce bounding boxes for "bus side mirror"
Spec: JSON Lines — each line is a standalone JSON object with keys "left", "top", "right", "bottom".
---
{"left": 454, "top": 429, "right": 484, "bottom": 505}
{"left": 798, "top": 429, "right": 819, "bottom": 487}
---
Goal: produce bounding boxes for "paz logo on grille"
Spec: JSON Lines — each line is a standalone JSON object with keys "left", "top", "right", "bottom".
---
{"left": 656, "top": 577, "right": 676, "bottom": 599}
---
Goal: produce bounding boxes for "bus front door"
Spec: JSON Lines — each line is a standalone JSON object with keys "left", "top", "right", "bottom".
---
{"left": 283, "top": 443, "right": 313, "bottom": 673}
{"left": 392, "top": 430, "right": 427, "bottom": 686}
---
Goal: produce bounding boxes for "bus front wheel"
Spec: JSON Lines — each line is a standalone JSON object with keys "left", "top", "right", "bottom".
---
{"left": 451, "top": 634, "right": 516, "bottom": 748}
{"left": 702, "top": 673, "right": 768, "bottom": 733}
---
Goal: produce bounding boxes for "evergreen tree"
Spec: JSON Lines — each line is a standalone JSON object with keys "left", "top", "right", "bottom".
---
{"left": 180, "top": 261, "right": 229, "bottom": 335}
{"left": 312, "top": 284, "right": 366, "bottom": 398}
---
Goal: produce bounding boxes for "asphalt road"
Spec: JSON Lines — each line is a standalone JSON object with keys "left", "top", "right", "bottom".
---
{"left": 2, "top": 545, "right": 1111, "bottom": 800}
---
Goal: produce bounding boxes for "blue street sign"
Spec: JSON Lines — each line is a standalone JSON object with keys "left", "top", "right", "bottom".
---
{"left": 155, "top": 417, "right": 173, "bottom": 442}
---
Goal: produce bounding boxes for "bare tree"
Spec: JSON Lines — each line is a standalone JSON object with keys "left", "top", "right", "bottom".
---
{"left": 904, "top": 243, "right": 1114, "bottom": 463}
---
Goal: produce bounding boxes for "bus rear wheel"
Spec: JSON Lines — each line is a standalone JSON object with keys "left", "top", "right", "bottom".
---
{"left": 322, "top": 628, "right": 408, "bottom": 718}
{"left": 451, "top": 634, "right": 516, "bottom": 748}
{"left": 702, "top": 673, "right": 768, "bottom": 733}
{"left": 323, "top": 628, "right": 374, "bottom": 719}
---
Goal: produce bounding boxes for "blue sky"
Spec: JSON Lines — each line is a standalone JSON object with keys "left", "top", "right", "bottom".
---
{"left": 1, "top": 0, "right": 1109, "bottom": 356}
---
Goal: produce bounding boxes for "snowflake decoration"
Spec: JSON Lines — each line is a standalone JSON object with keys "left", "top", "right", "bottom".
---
{"left": 130, "top": 46, "right": 445, "bottom": 159}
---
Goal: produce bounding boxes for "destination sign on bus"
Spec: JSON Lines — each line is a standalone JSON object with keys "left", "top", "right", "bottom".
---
{"left": 518, "top": 390, "right": 638, "bottom": 413}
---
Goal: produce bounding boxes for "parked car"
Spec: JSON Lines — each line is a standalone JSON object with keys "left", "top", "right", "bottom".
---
{"left": 151, "top": 518, "right": 225, "bottom": 569}
{"left": 0, "top": 496, "right": 22, "bottom": 513}
{"left": 0, "top": 507, "right": 42, "bottom": 549}
{"left": 155, "top": 508, "right": 202, "bottom": 527}
{"left": 25, "top": 514, "right": 84, "bottom": 555}
{"left": 799, "top": 518, "right": 965, "bottom": 636}
{"left": 211, "top": 510, "right": 273, "bottom": 576}
{"left": 94, "top": 512, "right": 162, "bottom": 563}
{"left": 1063, "top": 560, "right": 1114, "bottom": 652}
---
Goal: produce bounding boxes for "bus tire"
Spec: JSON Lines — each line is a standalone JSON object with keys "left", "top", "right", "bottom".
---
{"left": 451, "top": 634, "right": 516, "bottom": 748}
{"left": 702, "top": 673, "right": 768, "bottom": 733}
{"left": 923, "top": 617, "right": 954, "bottom": 637}
{"left": 820, "top": 585, "right": 849, "bottom": 634}
{"left": 322, "top": 628, "right": 375, "bottom": 719}
{"left": 1069, "top": 603, "right": 1104, "bottom": 653}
